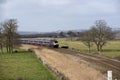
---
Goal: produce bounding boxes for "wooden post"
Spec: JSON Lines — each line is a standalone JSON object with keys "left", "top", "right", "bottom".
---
{"left": 108, "top": 70, "right": 112, "bottom": 80}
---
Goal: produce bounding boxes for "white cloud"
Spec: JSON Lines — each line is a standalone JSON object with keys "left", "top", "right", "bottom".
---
{"left": 61, "top": 0, "right": 118, "bottom": 16}
{"left": 4, "top": 0, "right": 75, "bottom": 7}
{"left": 39, "top": 0, "right": 73, "bottom": 5}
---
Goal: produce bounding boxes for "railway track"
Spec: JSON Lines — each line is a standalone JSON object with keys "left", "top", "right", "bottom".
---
{"left": 53, "top": 48, "right": 120, "bottom": 80}
{"left": 22, "top": 44, "right": 120, "bottom": 79}
{"left": 22, "top": 44, "right": 107, "bottom": 80}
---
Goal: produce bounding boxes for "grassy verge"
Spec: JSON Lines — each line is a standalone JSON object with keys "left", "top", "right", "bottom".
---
{"left": 0, "top": 49, "right": 56, "bottom": 80}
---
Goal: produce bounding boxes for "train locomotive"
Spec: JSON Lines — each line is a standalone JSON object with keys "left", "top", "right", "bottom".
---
{"left": 20, "top": 39, "right": 59, "bottom": 48}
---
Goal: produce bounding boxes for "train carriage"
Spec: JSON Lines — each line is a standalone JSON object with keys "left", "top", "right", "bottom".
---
{"left": 20, "top": 39, "right": 59, "bottom": 48}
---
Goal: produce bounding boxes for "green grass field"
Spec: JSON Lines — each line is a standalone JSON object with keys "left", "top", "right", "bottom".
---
{"left": 0, "top": 49, "right": 56, "bottom": 80}
{"left": 56, "top": 38, "right": 120, "bottom": 57}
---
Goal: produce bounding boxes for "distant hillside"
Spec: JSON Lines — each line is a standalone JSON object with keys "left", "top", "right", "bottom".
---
{"left": 18, "top": 31, "right": 39, "bottom": 35}
{"left": 18, "top": 28, "right": 120, "bottom": 39}
{"left": 112, "top": 28, "right": 120, "bottom": 39}
{"left": 114, "top": 31, "right": 120, "bottom": 39}
{"left": 18, "top": 31, "right": 59, "bottom": 38}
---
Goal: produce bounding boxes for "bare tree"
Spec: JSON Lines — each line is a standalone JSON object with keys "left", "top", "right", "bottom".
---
{"left": 59, "top": 31, "right": 65, "bottom": 38}
{"left": 90, "top": 20, "right": 114, "bottom": 52}
{"left": 67, "top": 31, "right": 76, "bottom": 40}
{"left": 2, "top": 19, "right": 19, "bottom": 53}
{"left": 0, "top": 24, "right": 3, "bottom": 53}
{"left": 81, "top": 30, "right": 93, "bottom": 53}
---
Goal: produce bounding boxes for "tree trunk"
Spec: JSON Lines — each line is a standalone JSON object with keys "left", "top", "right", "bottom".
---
{"left": 11, "top": 43, "right": 13, "bottom": 53}
{"left": 88, "top": 46, "right": 90, "bottom": 53}
{"left": 6, "top": 45, "right": 8, "bottom": 53}
{"left": 0, "top": 45, "right": 3, "bottom": 53}
{"left": 97, "top": 45, "right": 100, "bottom": 52}
{"left": 100, "top": 46, "right": 102, "bottom": 51}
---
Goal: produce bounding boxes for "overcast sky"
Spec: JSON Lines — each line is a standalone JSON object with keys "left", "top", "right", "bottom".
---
{"left": 0, "top": 0, "right": 120, "bottom": 32}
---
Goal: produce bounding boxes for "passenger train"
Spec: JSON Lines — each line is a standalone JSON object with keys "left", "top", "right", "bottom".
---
{"left": 20, "top": 39, "right": 59, "bottom": 48}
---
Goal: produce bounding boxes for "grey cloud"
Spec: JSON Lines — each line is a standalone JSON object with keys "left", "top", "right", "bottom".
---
{"left": 0, "top": 0, "right": 7, "bottom": 4}
{"left": 0, "top": 0, "right": 7, "bottom": 19}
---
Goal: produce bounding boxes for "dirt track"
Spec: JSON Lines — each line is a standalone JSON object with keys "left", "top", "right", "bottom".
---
{"left": 54, "top": 48, "right": 120, "bottom": 80}
{"left": 20, "top": 44, "right": 120, "bottom": 80}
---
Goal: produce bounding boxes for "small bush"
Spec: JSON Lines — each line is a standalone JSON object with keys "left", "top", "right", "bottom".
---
{"left": 28, "top": 49, "right": 33, "bottom": 52}
{"left": 61, "top": 46, "right": 69, "bottom": 49}
{"left": 14, "top": 50, "right": 18, "bottom": 53}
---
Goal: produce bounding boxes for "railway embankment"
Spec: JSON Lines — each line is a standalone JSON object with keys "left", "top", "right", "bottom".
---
{"left": 20, "top": 44, "right": 105, "bottom": 80}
